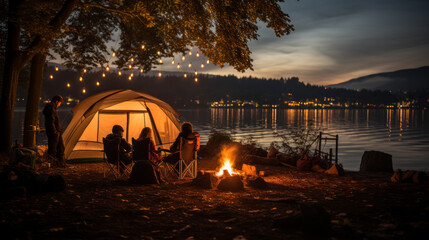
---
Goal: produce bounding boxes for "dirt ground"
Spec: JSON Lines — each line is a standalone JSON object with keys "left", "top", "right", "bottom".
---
{"left": 1, "top": 159, "right": 429, "bottom": 240}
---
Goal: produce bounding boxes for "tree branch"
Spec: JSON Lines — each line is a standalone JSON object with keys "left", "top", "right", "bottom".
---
{"left": 82, "top": 3, "right": 136, "bottom": 19}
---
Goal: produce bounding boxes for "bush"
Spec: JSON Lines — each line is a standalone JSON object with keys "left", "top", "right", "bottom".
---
{"left": 206, "top": 131, "right": 233, "bottom": 157}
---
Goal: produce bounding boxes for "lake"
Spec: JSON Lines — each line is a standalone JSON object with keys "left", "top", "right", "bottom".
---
{"left": 13, "top": 108, "right": 429, "bottom": 171}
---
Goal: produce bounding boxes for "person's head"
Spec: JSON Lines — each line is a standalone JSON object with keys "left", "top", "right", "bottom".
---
{"left": 139, "top": 127, "right": 152, "bottom": 140}
{"left": 112, "top": 125, "right": 124, "bottom": 137}
{"left": 51, "top": 95, "right": 63, "bottom": 108}
{"left": 181, "top": 122, "right": 193, "bottom": 135}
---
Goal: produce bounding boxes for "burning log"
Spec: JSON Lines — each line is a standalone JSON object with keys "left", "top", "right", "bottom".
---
{"left": 244, "top": 155, "right": 279, "bottom": 166}
{"left": 242, "top": 164, "right": 257, "bottom": 176}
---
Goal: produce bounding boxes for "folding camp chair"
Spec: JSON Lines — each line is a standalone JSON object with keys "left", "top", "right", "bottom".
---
{"left": 103, "top": 137, "right": 134, "bottom": 179}
{"left": 158, "top": 137, "right": 198, "bottom": 179}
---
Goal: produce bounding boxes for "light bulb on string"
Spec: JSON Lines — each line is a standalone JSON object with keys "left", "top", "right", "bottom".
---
{"left": 79, "top": 76, "right": 83, "bottom": 82}
{"left": 182, "top": 56, "right": 185, "bottom": 61}
{"left": 131, "top": 58, "right": 134, "bottom": 62}
{"left": 112, "top": 52, "right": 116, "bottom": 57}
{"left": 55, "top": 66, "right": 59, "bottom": 71}
{"left": 194, "top": 71, "right": 198, "bottom": 76}
{"left": 184, "top": 73, "right": 187, "bottom": 78}
{"left": 159, "top": 59, "right": 163, "bottom": 63}
{"left": 207, "top": 60, "right": 210, "bottom": 64}
{"left": 188, "top": 51, "right": 192, "bottom": 56}
{"left": 196, "top": 52, "right": 200, "bottom": 57}
{"left": 50, "top": 74, "right": 53, "bottom": 79}
{"left": 106, "top": 66, "right": 109, "bottom": 71}
{"left": 82, "top": 88, "right": 86, "bottom": 94}
{"left": 201, "top": 64, "right": 204, "bottom": 68}
{"left": 67, "top": 83, "right": 70, "bottom": 88}
{"left": 177, "top": 63, "right": 180, "bottom": 69}
{"left": 128, "top": 65, "right": 132, "bottom": 69}
{"left": 194, "top": 78, "right": 198, "bottom": 82}
{"left": 188, "top": 63, "right": 192, "bottom": 68}
{"left": 130, "top": 73, "right": 134, "bottom": 77}
{"left": 96, "top": 81, "right": 100, "bottom": 86}
{"left": 118, "top": 71, "right": 122, "bottom": 76}
{"left": 157, "top": 51, "right": 161, "bottom": 55}
{"left": 102, "top": 73, "right": 105, "bottom": 77}
{"left": 158, "top": 72, "right": 162, "bottom": 77}
{"left": 141, "top": 45, "right": 145, "bottom": 49}
{"left": 83, "top": 69, "right": 87, "bottom": 73}
{"left": 171, "top": 60, "right": 175, "bottom": 64}
{"left": 128, "top": 76, "right": 132, "bottom": 80}
{"left": 140, "top": 69, "right": 143, "bottom": 73}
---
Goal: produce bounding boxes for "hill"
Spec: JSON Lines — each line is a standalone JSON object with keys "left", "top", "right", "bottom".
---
{"left": 329, "top": 66, "right": 429, "bottom": 92}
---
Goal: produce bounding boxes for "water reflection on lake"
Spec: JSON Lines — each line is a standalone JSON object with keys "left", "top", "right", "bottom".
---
{"left": 180, "top": 108, "right": 429, "bottom": 171}
{"left": 13, "top": 108, "right": 429, "bottom": 171}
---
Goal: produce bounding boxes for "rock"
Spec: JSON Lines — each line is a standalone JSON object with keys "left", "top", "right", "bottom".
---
{"left": 412, "top": 171, "right": 427, "bottom": 184}
{"left": 242, "top": 164, "right": 257, "bottom": 176}
{"left": 244, "top": 155, "right": 279, "bottom": 165}
{"left": 391, "top": 169, "right": 402, "bottom": 183}
{"left": 259, "top": 171, "right": 265, "bottom": 176}
{"left": 129, "top": 160, "right": 160, "bottom": 184}
{"left": 246, "top": 177, "right": 268, "bottom": 189}
{"left": 311, "top": 164, "right": 325, "bottom": 173}
{"left": 300, "top": 203, "right": 331, "bottom": 236}
{"left": 267, "top": 146, "right": 279, "bottom": 159}
{"left": 218, "top": 176, "right": 244, "bottom": 192}
{"left": 192, "top": 171, "right": 218, "bottom": 189}
{"left": 297, "top": 157, "right": 312, "bottom": 171}
{"left": 273, "top": 214, "right": 302, "bottom": 231}
{"left": 276, "top": 153, "right": 297, "bottom": 166}
{"left": 401, "top": 170, "right": 416, "bottom": 183}
{"left": 359, "top": 151, "right": 393, "bottom": 173}
{"left": 325, "top": 164, "right": 344, "bottom": 175}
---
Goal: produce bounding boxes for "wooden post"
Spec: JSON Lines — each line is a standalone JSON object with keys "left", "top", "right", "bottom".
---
{"left": 318, "top": 132, "right": 322, "bottom": 157}
{"left": 335, "top": 135, "right": 339, "bottom": 164}
{"left": 329, "top": 148, "right": 333, "bottom": 165}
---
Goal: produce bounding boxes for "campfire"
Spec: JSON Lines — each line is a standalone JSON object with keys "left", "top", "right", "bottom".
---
{"left": 215, "top": 146, "right": 243, "bottom": 178}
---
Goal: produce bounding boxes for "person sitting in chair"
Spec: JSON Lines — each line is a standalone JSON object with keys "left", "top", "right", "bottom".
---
{"left": 133, "top": 127, "right": 160, "bottom": 162}
{"left": 105, "top": 125, "right": 133, "bottom": 166}
{"left": 164, "top": 122, "right": 199, "bottom": 165}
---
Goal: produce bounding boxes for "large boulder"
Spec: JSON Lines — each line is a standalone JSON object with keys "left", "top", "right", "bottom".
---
{"left": 359, "top": 151, "right": 393, "bottom": 173}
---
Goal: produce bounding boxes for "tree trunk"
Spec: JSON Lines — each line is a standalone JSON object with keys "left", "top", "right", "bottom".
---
{"left": 23, "top": 53, "right": 47, "bottom": 148}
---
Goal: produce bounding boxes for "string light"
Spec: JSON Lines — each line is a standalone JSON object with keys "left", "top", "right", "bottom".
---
{"left": 141, "top": 45, "right": 145, "bottom": 49}
{"left": 130, "top": 73, "right": 134, "bottom": 77}
{"left": 196, "top": 52, "right": 200, "bottom": 57}
{"left": 207, "top": 60, "right": 210, "bottom": 64}
{"left": 106, "top": 66, "right": 109, "bottom": 71}
{"left": 112, "top": 52, "right": 116, "bottom": 57}
{"left": 177, "top": 63, "right": 180, "bottom": 69}
{"left": 188, "top": 63, "right": 192, "bottom": 68}
{"left": 118, "top": 71, "right": 122, "bottom": 76}
{"left": 96, "top": 81, "right": 100, "bottom": 86}
{"left": 171, "top": 60, "right": 175, "bottom": 64}
{"left": 79, "top": 76, "right": 83, "bottom": 82}
{"left": 83, "top": 69, "right": 87, "bottom": 73}
{"left": 159, "top": 59, "right": 163, "bottom": 63}
{"left": 188, "top": 51, "right": 192, "bottom": 56}
{"left": 201, "top": 64, "right": 204, "bottom": 68}
{"left": 182, "top": 56, "right": 185, "bottom": 61}
{"left": 140, "top": 69, "right": 143, "bottom": 73}
{"left": 158, "top": 72, "right": 162, "bottom": 77}
{"left": 194, "top": 71, "right": 198, "bottom": 76}
{"left": 157, "top": 51, "right": 161, "bottom": 55}
{"left": 102, "top": 73, "right": 106, "bottom": 77}
{"left": 128, "top": 76, "right": 132, "bottom": 80}
{"left": 128, "top": 65, "right": 132, "bottom": 69}
{"left": 55, "top": 66, "right": 59, "bottom": 71}
{"left": 50, "top": 75, "right": 53, "bottom": 79}
{"left": 131, "top": 58, "right": 134, "bottom": 62}
{"left": 194, "top": 78, "right": 198, "bottom": 82}
{"left": 184, "top": 73, "right": 187, "bottom": 78}
{"left": 67, "top": 83, "right": 70, "bottom": 88}
{"left": 82, "top": 88, "right": 86, "bottom": 94}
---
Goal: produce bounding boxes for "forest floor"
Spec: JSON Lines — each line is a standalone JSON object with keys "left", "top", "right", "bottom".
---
{"left": 1, "top": 159, "right": 429, "bottom": 240}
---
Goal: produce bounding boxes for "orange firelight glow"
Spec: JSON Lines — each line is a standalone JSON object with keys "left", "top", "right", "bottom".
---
{"left": 215, "top": 146, "right": 241, "bottom": 177}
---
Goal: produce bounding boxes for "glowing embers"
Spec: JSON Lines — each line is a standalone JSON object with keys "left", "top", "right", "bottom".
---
{"left": 215, "top": 146, "right": 242, "bottom": 177}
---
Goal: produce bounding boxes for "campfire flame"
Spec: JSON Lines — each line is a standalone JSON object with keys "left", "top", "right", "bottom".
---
{"left": 215, "top": 146, "right": 241, "bottom": 177}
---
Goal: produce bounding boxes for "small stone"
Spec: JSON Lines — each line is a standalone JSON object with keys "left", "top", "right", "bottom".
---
{"left": 247, "top": 177, "right": 268, "bottom": 190}
{"left": 325, "top": 164, "right": 344, "bottom": 175}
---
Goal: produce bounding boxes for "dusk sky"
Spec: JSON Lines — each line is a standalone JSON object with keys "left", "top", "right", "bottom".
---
{"left": 167, "top": 0, "right": 429, "bottom": 85}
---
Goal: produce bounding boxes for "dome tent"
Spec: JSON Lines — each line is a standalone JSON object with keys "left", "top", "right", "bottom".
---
{"left": 63, "top": 89, "right": 181, "bottom": 162}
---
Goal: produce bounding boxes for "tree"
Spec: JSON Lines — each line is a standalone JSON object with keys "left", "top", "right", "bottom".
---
{"left": 1, "top": 0, "right": 294, "bottom": 151}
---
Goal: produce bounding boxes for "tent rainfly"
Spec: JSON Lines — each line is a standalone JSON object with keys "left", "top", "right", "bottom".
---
{"left": 63, "top": 89, "right": 181, "bottom": 162}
